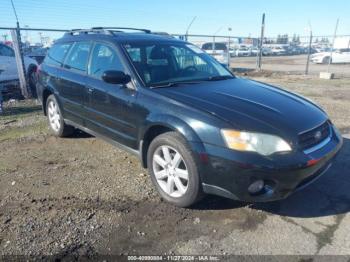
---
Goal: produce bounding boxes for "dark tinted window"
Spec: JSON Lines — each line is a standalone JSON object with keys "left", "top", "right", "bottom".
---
{"left": 0, "top": 44, "right": 15, "bottom": 57}
{"left": 45, "top": 43, "right": 71, "bottom": 66}
{"left": 202, "top": 43, "right": 227, "bottom": 51}
{"left": 64, "top": 42, "right": 91, "bottom": 72}
{"left": 89, "top": 43, "right": 124, "bottom": 79}
{"left": 124, "top": 43, "right": 232, "bottom": 86}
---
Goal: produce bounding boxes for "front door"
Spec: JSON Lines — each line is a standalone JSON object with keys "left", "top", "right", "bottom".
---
{"left": 85, "top": 42, "right": 139, "bottom": 149}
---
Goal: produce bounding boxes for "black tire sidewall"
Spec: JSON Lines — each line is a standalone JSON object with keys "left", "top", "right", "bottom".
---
{"left": 28, "top": 67, "right": 37, "bottom": 98}
{"left": 147, "top": 132, "right": 202, "bottom": 207}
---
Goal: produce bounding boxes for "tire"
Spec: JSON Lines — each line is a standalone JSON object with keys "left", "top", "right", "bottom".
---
{"left": 28, "top": 66, "right": 37, "bottom": 98}
{"left": 46, "top": 95, "right": 74, "bottom": 137}
{"left": 322, "top": 57, "right": 331, "bottom": 64}
{"left": 147, "top": 132, "right": 203, "bottom": 207}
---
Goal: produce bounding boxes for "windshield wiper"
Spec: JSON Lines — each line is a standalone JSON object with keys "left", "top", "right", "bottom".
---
{"left": 150, "top": 81, "right": 201, "bottom": 88}
{"left": 204, "top": 75, "right": 234, "bottom": 81}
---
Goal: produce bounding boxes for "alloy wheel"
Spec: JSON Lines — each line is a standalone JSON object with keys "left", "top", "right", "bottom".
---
{"left": 152, "top": 145, "right": 189, "bottom": 198}
{"left": 47, "top": 100, "right": 61, "bottom": 132}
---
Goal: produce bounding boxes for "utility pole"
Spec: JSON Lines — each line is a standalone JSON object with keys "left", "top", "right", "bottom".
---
{"left": 38, "top": 32, "right": 43, "bottom": 45}
{"left": 327, "top": 18, "right": 339, "bottom": 73}
{"left": 227, "top": 27, "right": 232, "bottom": 68}
{"left": 256, "top": 13, "right": 265, "bottom": 71}
{"left": 10, "top": 0, "right": 29, "bottom": 97}
{"left": 212, "top": 27, "right": 223, "bottom": 52}
{"left": 185, "top": 16, "right": 197, "bottom": 41}
{"left": 305, "top": 22, "right": 313, "bottom": 75}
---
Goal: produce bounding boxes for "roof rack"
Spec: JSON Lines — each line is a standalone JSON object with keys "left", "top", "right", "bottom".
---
{"left": 65, "top": 28, "right": 114, "bottom": 36}
{"left": 91, "top": 27, "right": 151, "bottom": 34}
{"left": 64, "top": 27, "right": 151, "bottom": 37}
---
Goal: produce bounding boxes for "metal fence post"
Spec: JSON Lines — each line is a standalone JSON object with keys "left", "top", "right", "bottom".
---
{"left": 227, "top": 37, "right": 231, "bottom": 68}
{"left": 257, "top": 13, "right": 265, "bottom": 71}
{"left": 11, "top": 24, "right": 29, "bottom": 98}
{"left": 305, "top": 31, "right": 313, "bottom": 75}
{"left": 327, "top": 18, "right": 339, "bottom": 73}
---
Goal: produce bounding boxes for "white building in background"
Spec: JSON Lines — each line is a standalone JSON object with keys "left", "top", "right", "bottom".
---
{"left": 334, "top": 37, "right": 350, "bottom": 49}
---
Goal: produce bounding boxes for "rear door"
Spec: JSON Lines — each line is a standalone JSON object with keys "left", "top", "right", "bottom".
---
{"left": 85, "top": 42, "right": 139, "bottom": 149}
{"left": 58, "top": 41, "right": 91, "bottom": 125}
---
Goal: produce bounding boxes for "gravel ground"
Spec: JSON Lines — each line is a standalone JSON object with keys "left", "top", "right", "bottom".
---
{"left": 0, "top": 74, "right": 350, "bottom": 259}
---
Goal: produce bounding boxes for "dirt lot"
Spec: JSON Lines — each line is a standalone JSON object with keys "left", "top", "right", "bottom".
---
{"left": 231, "top": 55, "right": 350, "bottom": 77}
{"left": 0, "top": 74, "right": 350, "bottom": 259}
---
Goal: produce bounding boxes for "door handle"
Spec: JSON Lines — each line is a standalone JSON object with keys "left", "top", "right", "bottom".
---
{"left": 87, "top": 87, "right": 94, "bottom": 93}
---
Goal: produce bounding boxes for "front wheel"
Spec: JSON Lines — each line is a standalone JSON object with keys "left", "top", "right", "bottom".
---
{"left": 46, "top": 95, "right": 74, "bottom": 137}
{"left": 147, "top": 132, "right": 203, "bottom": 207}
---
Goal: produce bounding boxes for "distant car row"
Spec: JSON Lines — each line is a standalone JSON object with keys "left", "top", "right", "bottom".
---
{"left": 201, "top": 42, "right": 323, "bottom": 58}
{"left": 200, "top": 42, "right": 350, "bottom": 64}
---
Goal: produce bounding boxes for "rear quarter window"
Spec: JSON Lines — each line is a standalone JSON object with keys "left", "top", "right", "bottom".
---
{"left": 64, "top": 42, "right": 91, "bottom": 72}
{"left": 44, "top": 43, "right": 71, "bottom": 66}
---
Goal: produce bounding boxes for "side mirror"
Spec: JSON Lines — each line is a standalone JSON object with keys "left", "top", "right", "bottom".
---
{"left": 102, "top": 70, "right": 131, "bottom": 85}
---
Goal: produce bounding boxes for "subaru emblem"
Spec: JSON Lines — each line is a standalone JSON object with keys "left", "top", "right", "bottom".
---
{"left": 314, "top": 131, "right": 322, "bottom": 140}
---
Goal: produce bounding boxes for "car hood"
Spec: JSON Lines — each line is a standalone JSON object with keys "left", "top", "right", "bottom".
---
{"left": 155, "top": 78, "right": 328, "bottom": 138}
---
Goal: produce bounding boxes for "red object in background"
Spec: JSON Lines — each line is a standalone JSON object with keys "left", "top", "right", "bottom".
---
{"left": 4, "top": 41, "right": 13, "bottom": 47}
{"left": 307, "top": 159, "right": 320, "bottom": 166}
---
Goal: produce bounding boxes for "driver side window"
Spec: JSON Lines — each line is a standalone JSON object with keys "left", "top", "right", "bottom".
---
{"left": 171, "top": 46, "right": 211, "bottom": 73}
{"left": 89, "top": 43, "right": 124, "bottom": 79}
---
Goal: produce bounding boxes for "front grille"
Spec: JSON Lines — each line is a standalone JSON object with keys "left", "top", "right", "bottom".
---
{"left": 298, "top": 121, "right": 331, "bottom": 150}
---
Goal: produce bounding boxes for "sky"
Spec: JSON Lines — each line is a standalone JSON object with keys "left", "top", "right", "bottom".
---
{"left": 1, "top": 0, "right": 350, "bottom": 43}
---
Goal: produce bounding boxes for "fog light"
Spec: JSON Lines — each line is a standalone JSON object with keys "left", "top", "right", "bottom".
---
{"left": 248, "top": 180, "right": 265, "bottom": 194}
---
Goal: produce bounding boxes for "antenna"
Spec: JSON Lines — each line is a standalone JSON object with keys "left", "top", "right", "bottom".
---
{"left": 10, "top": 0, "right": 19, "bottom": 23}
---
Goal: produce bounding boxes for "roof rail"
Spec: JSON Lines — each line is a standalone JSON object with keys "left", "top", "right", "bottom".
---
{"left": 64, "top": 28, "right": 113, "bottom": 36}
{"left": 91, "top": 27, "right": 151, "bottom": 34}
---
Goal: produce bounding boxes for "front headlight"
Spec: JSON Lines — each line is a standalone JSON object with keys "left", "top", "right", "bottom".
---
{"left": 221, "top": 129, "right": 292, "bottom": 156}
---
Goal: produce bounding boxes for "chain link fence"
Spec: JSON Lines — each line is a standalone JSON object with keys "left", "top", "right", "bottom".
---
{"left": 177, "top": 34, "right": 350, "bottom": 77}
{"left": 1, "top": 27, "right": 350, "bottom": 99}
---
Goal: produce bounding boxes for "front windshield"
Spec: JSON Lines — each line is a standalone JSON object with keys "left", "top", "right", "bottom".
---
{"left": 123, "top": 42, "right": 233, "bottom": 87}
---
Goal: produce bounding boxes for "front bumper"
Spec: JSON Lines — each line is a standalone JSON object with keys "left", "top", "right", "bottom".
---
{"left": 200, "top": 126, "right": 343, "bottom": 202}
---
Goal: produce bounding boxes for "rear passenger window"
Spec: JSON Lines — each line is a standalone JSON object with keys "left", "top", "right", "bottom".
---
{"left": 88, "top": 43, "right": 124, "bottom": 79}
{"left": 64, "top": 42, "right": 91, "bottom": 72}
{"left": 45, "top": 43, "right": 71, "bottom": 66}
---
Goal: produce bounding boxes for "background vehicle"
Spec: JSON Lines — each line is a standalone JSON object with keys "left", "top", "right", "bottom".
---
{"left": 24, "top": 47, "right": 49, "bottom": 64}
{"left": 235, "top": 46, "right": 251, "bottom": 56}
{"left": 229, "top": 47, "right": 237, "bottom": 57}
{"left": 271, "top": 46, "right": 287, "bottom": 56}
{"left": 262, "top": 47, "right": 273, "bottom": 56}
{"left": 250, "top": 47, "right": 259, "bottom": 56}
{"left": 0, "top": 43, "right": 38, "bottom": 96}
{"left": 201, "top": 42, "right": 229, "bottom": 64}
{"left": 311, "top": 48, "right": 350, "bottom": 64}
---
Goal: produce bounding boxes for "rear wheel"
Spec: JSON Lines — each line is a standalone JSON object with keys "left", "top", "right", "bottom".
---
{"left": 147, "top": 132, "right": 203, "bottom": 207}
{"left": 46, "top": 95, "right": 74, "bottom": 137}
{"left": 322, "top": 56, "right": 331, "bottom": 64}
{"left": 28, "top": 66, "right": 37, "bottom": 98}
